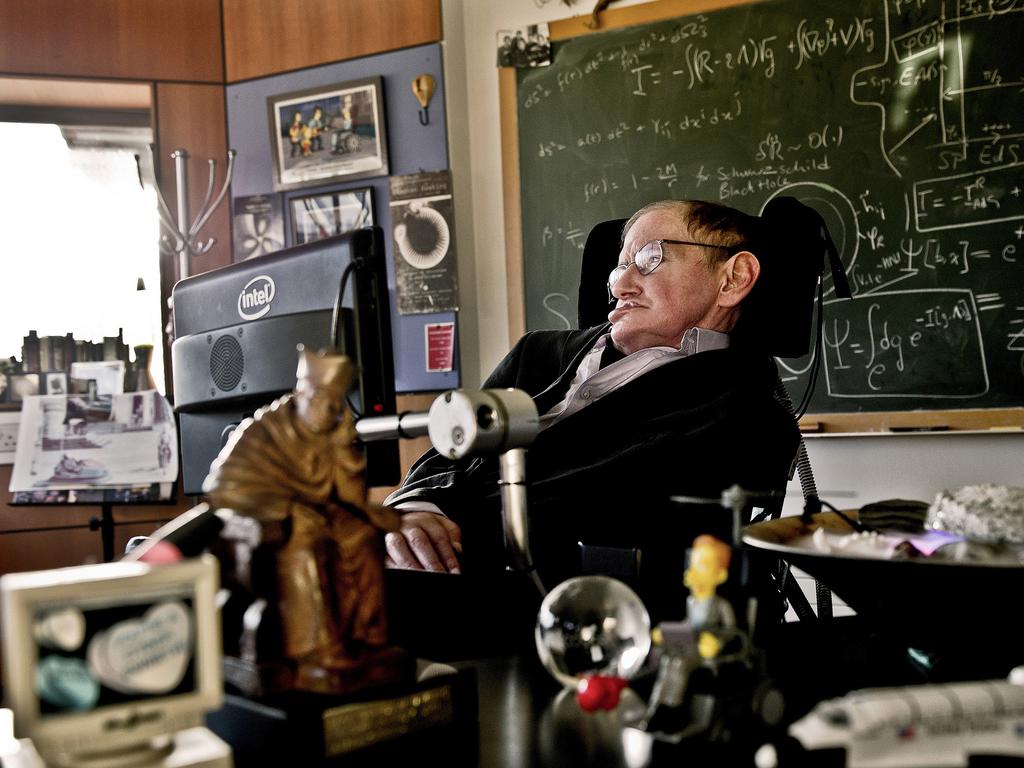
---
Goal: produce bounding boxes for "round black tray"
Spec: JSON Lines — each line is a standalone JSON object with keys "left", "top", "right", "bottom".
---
{"left": 743, "top": 511, "right": 1024, "bottom": 671}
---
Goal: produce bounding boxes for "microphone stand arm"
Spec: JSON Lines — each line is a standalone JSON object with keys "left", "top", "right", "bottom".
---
{"left": 355, "top": 389, "right": 543, "bottom": 593}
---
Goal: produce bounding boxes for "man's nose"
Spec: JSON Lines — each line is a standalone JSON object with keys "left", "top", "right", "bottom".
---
{"left": 610, "top": 264, "right": 641, "bottom": 300}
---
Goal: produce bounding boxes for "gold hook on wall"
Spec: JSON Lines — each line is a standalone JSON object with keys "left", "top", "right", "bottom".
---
{"left": 412, "top": 73, "right": 436, "bottom": 126}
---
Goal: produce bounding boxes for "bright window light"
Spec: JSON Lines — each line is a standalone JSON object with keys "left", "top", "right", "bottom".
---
{"left": 0, "top": 122, "right": 164, "bottom": 392}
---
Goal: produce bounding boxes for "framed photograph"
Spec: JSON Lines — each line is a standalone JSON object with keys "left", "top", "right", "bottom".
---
{"left": 496, "top": 23, "right": 552, "bottom": 68}
{"left": 70, "top": 360, "right": 125, "bottom": 396}
{"left": 290, "top": 187, "right": 374, "bottom": 246}
{"left": 9, "top": 373, "right": 39, "bottom": 402}
{"left": 268, "top": 77, "right": 389, "bottom": 191}
{"left": 44, "top": 371, "right": 67, "bottom": 395}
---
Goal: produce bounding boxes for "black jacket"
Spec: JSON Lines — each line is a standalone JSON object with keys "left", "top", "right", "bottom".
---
{"left": 389, "top": 325, "right": 799, "bottom": 617}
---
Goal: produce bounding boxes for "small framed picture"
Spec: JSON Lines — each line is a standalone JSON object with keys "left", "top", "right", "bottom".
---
{"left": 290, "top": 187, "right": 374, "bottom": 246}
{"left": 496, "top": 23, "right": 552, "bottom": 68}
{"left": 268, "top": 77, "right": 389, "bottom": 191}
{"left": 44, "top": 371, "right": 68, "bottom": 395}
{"left": 70, "top": 360, "right": 125, "bottom": 396}
{"left": 9, "top": 373, "right": 39, "bottom": 402}
{"left": 233, "top": 193, "right": 285, "bottom": 261}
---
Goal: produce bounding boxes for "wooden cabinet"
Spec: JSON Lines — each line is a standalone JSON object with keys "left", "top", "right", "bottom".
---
{"left": 0, "top": 0, "right": 224, "bottom": 82}
{"left": 222, "top": 0, "right": 442, "bottom": 82}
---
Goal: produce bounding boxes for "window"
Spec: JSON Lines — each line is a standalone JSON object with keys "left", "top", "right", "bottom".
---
{"left": 0, "top": 122, "right": 164, "bottom": 392}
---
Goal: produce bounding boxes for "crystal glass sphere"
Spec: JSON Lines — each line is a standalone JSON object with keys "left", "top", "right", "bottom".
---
{"left": 535, "top": 575, "right": 652, "bottom": 688}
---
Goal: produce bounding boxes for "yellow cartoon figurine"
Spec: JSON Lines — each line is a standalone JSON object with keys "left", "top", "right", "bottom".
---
{"left": 684, "top": 534, "right": 736, "bottom": 660}
{"left": 638, "top": 535, "right": 742, "bottom": 739}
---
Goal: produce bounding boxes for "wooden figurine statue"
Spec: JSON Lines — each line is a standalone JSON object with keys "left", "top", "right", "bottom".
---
{"left": 204, "top": 345, "right": 408, "bottom": 695}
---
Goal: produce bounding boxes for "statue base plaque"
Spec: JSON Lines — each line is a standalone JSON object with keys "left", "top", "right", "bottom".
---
{"left": 207, "top": 666, "right": 478, "bottom": 766}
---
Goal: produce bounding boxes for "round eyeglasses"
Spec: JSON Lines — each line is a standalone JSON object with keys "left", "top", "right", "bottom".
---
{"left": 606, "top": 238, "right": 736, "bottom": 293}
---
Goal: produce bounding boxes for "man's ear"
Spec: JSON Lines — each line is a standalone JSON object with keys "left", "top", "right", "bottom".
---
{"left": 718, "top": 250, "right": 760, "bottom": 308}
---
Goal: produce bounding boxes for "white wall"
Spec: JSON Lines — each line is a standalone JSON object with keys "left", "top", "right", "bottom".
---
{"left": 784, "top": 431, "right": 1023, "bottom": 514}
{"left": 443, "top": 0, "right": 650, "bottom": 388}
{"left": 442, "top": 0, "right": 1023, "bottom": 508}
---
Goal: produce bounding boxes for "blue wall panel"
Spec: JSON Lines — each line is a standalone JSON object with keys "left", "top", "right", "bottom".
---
{"left": 226, "top": 43, "right": 458, "bottom": 393}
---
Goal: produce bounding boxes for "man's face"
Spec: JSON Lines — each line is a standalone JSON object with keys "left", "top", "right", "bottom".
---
{"left": 295, "top": 381, "right": 341, "bottom": 433}
{"left": 608, "top": 208, "right": 731, "bottom": 355}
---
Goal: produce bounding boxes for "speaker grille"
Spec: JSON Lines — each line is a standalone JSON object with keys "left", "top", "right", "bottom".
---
{"left": 209, "top": 335, "right": 244, "bottom": 391}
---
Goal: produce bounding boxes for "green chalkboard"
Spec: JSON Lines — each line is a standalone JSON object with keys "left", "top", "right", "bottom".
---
{"left": 516, "top": 0, "right": 1024, "bottom": 417}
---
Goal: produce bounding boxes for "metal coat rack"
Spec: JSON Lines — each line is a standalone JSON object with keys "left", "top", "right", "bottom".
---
{"left": 144, "top": 147, "right": 236, "bottom": 280}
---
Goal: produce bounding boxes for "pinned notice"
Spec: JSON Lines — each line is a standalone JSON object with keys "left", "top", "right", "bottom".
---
{"left": 425, "top": 322, "right": 455, "bottom": 373}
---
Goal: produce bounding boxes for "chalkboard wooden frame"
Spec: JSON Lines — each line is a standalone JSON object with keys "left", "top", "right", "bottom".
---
{"left": 498, "top": 0, "right": 1024, "bottom": 433}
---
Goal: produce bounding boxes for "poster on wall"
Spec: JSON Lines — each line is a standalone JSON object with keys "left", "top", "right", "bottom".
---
{"left": 389, "top": 170, "right": 459, "bottom": 315}
{"left": 268, "top": 77, "right": 389, "bottom": 191}
{"left": 232, "top": 194, "right": 285, "bottom": 261}
{"left": 424, "top": 322, "right": 455, "bottom": 373}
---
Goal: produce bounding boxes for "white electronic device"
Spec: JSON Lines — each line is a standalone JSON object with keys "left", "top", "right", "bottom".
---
{"left": 1, "top": 555, "right": 230, "bottom": 768}
{"left": 779, "top": 669, "right": 1024, "bottom": 768}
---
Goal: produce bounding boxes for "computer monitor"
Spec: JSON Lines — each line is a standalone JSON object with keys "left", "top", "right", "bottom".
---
{"left": 0, "top": 555, "right": 226, "bottom": 768}
{"left": 171, "top": 226, "right": 399, "bottom": 494}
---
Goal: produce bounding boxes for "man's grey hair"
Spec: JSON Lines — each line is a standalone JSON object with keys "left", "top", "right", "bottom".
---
{"left": 622, "top": 199, "right": 761, "bottom": 268}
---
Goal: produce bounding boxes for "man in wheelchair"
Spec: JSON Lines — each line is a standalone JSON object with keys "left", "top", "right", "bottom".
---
{"left": 383, "top": 198, "right": 836, "bottom": 620}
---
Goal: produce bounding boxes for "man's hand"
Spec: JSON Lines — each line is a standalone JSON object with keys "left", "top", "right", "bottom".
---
{"left": 385, "top": 511, "right": 463, "bottom": 573}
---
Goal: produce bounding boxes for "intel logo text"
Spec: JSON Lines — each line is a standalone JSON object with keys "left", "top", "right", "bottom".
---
{"left": 237, "top": 275, "right": 276, "bottom": 320}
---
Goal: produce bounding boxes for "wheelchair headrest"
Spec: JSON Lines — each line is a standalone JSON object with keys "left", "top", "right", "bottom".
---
{"left": 738, "top": 196, "right": 850, "bottom": 357}
{"left": 577, "top": 218, "right": 628, "bottom": 330}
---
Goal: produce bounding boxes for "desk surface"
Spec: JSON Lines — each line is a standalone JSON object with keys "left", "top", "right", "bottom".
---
{"left": 211, "top": 608, "right": 1023, "bottom": 767}
{"left": 209, "top": 573, "right": 1024, "bottom": 768}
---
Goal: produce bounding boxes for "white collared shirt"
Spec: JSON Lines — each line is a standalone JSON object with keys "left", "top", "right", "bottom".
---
{"left": 538, "top": 327, "right": 730, "bottom": 429}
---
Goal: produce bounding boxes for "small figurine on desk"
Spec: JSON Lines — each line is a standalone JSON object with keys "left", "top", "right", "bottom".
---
{"left": 684, "top": 534, "right": 739, "bottom": 661}
{"left": 638, "top": 535, "right": 758, "bottom": 741}
{"left": 204, "top": 345, "right": 408, "bottom": 695}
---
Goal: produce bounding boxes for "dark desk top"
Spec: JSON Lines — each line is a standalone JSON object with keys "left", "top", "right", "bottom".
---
{"left": 209, "top": 613, "right": 1023, "bottom": 768}
{"left": 213, "top": 563, "right": 1024, "bottom": 768}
